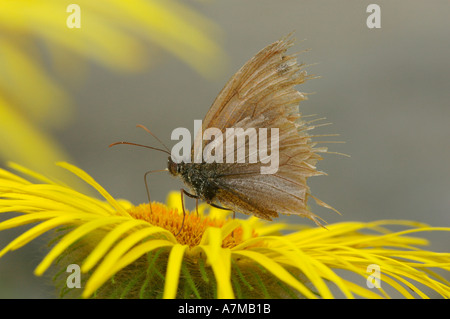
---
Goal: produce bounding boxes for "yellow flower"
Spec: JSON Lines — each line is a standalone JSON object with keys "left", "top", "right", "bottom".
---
{"left": 0, "top": 162, "right": 449, "bottom": 299}
{"left": 0, "top": 0, "right": 226, "bottom": 188}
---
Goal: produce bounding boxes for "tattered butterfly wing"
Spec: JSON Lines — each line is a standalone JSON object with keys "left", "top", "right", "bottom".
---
{"left": 192, "top": 35, "right": 333, "bottom": 226}
{"left": 203, "top": 37, "right": 303, "bottom": 131}
{"left": 193, "top": 37, "right": 306, "bottom": 158}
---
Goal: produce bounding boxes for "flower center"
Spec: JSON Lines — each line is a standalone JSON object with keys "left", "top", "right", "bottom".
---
{"left": 127, "top": 203, "right": 257, "bottom": 248}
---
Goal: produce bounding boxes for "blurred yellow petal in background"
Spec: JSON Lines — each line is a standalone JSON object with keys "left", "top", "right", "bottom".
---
{"left": 0, "top": 0, "right": 226, "bottom": 188}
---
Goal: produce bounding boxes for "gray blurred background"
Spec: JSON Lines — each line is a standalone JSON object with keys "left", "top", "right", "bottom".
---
{"left": 1, "top": 0, "right": 449, "bottom": 298}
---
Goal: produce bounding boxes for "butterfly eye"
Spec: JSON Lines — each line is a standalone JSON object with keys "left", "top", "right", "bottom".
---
{"left": 167, "top": 158, "right": 178, "bottom": 175}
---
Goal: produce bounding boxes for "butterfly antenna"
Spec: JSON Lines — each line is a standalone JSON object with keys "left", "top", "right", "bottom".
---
{"left": 136, "top": 124, "right": 171, "bottom": 153}
{"left": 109, "top": 141, "right": 171, "bottom": 155}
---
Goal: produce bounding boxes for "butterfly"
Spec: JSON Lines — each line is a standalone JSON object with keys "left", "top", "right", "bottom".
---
{"left": 112, "top": 35, "right": 338, "bottom": 232}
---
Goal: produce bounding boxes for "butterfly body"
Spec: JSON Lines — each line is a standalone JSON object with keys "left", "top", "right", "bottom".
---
{"left": 168, "top": 158, "right": 221, "bottom": 203}
{"left": 168, "top": 155, "right": 286, "bottom": 221}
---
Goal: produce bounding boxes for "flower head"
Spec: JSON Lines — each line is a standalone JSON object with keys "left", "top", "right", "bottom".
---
{"left": 0, "top": 162, "right": 449, "bottom": 299}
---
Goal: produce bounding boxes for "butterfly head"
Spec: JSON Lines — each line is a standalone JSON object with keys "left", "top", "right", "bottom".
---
{"left": 168, "top": 157, "right": 184, "bottom": 176}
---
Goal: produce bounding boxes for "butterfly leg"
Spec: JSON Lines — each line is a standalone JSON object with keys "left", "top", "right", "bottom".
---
{"left": 208, "top": 202, "right": 236, "bottom": 238}
{"left": 175, "top": 188, "right": 190, "bottom": 237}
{"left": 209, "top": 202, "right": 232, "bottom": 211}
{"left": 183, "top": 190, "right": 200, "bottom": 216}
{"left": 209, "top": 202, "right": 235, "bottom": 219}
{"left": 143, "top": 169, "right": 168, "bottom": 215}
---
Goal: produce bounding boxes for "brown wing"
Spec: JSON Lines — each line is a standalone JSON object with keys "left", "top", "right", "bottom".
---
{"left": 199, "top": 36, "right": 306, "bottom": 134}
{"left": 194, "top": 35, "right": 333, "bottom": 225}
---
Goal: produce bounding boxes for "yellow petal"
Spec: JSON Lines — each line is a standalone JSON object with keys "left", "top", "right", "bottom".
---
{"left": 1, "top": 215, "right": 83, "bottom": 259}
{"left": 87, "top": 226, "right": 174, "bottom": 291}
{"left": 232, "top": 250, "right": 318, "bottom": 299}
{"left": 35, "top": 216, "right": 129, "bottom": 276}
{"left": 83, "top": 239, "right": 174, "bottom": 298}
{"left": 195, "top": 227, "right": 234, "bottom": 298}
{"left": 163, "top": 244, "right": 188, "bottom": 299}
{"left": 56, "top": 162, "right": 130, "bottom": 217}
{"left": 82, "top": 219, "right": 154, "bottom": 272}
